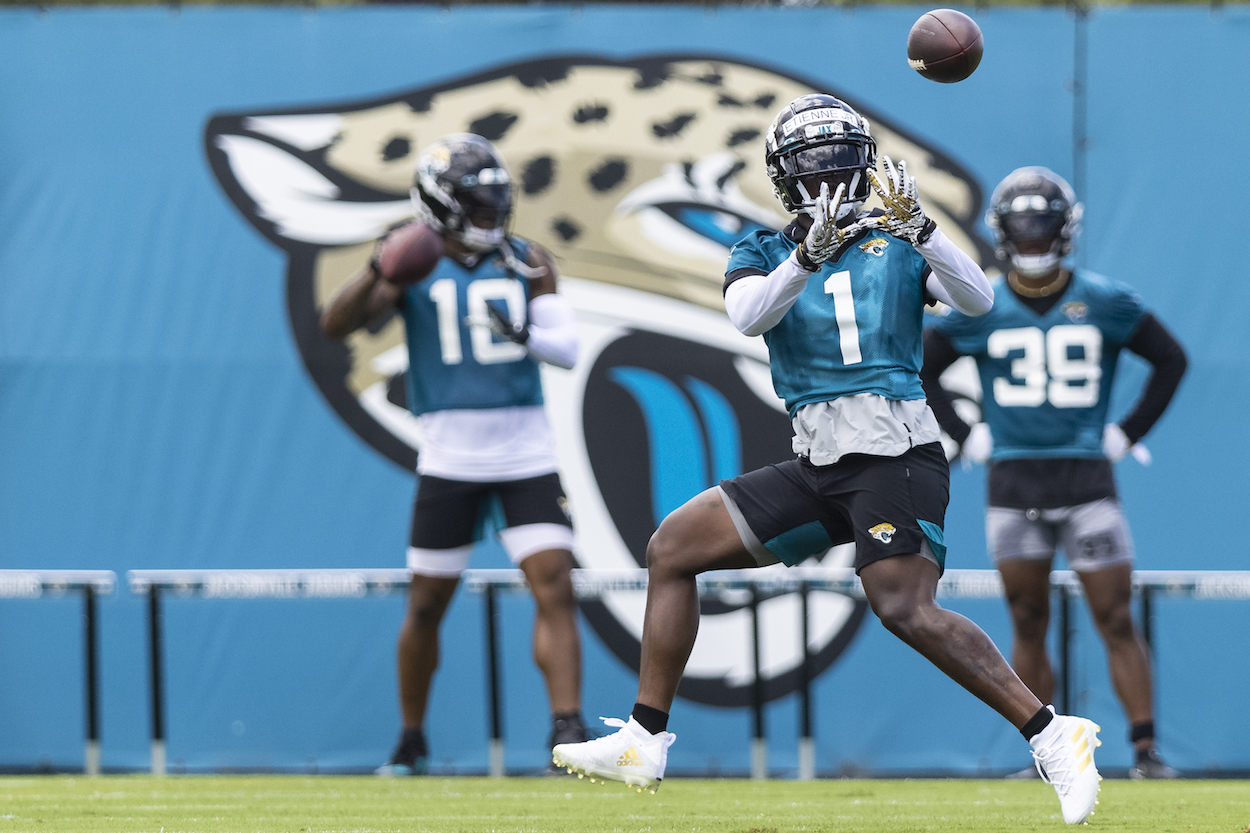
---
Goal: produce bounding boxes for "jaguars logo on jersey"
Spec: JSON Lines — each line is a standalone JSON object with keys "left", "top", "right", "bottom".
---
{"left": 859, "top": 237, "right": 890, "bottom": 257}
{"left": 1063, "top": 301, "right": 1090, "bottom": 323}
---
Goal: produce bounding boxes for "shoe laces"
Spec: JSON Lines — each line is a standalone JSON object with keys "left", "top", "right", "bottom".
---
{"left": 1032, "top": 728, "right": 1084, "bottom": 794}
{"left": 591, "top": 716, "right": 677, "bottom": 749}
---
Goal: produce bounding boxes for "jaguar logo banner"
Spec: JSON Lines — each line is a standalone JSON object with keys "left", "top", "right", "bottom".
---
{"left": 206, "top": 54, "right": 991, "bottom": 705}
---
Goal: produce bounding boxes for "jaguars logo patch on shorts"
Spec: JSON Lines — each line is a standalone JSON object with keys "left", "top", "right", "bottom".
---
{"left": 869, "top": 522, "right": 896, "bottom": 544}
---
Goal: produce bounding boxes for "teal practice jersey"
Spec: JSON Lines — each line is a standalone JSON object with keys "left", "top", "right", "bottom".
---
{"left": 726, "top": 227, "right": 932, "bottom": 417}
{"left": 401, "top": 239, "right": 543, "bottom": 416}
{"left": 932, "top": 270, "right": 1145, "bottom": 459}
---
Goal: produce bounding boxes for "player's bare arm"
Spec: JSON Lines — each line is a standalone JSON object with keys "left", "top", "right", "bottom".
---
{"left": 319, "top": 260, "right": 402, "bottom": 340}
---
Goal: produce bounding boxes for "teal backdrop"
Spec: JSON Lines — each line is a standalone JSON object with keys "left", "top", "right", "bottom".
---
{"left": 1, "top": 4, "right": 1247, "bottom": 775}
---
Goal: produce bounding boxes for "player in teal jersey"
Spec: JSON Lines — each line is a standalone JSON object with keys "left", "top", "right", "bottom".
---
{"left": 922, "top": 167, "right": 1187, "bottom": 780}
{"left": 321, "top": 134, "right": 588, "bottom": 775}
{"left": 554, "top": 97, "right": 1103, "bottom": 824}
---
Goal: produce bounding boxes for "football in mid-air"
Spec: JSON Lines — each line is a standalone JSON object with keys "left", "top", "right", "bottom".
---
{"left": 907, "top": 9, "right": 983, "bottom": 83}
{"left": 377, "top": 222, "right": 444, "bottom": 284}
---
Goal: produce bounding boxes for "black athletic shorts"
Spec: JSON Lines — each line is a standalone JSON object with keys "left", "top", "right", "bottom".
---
{"left": 718, "top": 442, "right": 950, "bottom": 574}
{"left": 409, "top": 472, "right": 573, "bottom": 551}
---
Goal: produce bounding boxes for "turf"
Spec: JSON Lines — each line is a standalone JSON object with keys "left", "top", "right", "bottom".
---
{"left": 0, "top": 775, "right": 1247, "bottom": 833}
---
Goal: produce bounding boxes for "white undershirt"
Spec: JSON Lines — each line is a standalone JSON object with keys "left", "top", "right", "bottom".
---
{"left": 416, "top": 405, "right": 559, "bottom": 481}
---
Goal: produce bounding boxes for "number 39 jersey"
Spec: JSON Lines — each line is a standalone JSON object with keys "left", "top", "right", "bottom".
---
{"left": 401, "top": 238, "right": 543, "bottom": 417}
{"left": 932, "top": 270, "right": 1145, "bottom": 459}
{"left": 726, "top": 228, "right": 931, "bottom": 417}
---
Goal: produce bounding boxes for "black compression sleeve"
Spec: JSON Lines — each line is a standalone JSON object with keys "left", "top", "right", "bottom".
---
{"left": 1119, "top": 312, "right": 1188, "bottom": 444}
{"left": 920, "top": 327, "right": 972, "bottom": 445}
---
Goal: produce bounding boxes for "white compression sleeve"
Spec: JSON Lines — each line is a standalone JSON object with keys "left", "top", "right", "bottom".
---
{"left": 524, "top": 292, "right": 578, "bottom": 369}
{"left": 918, "top": 227, "right": 994, "bottom": 316}
{"left": 724, "top": 250, "right": 812, "bottom": 336}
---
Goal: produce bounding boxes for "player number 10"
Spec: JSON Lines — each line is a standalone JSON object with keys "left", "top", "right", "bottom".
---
{"left": 987, "top": 324, "right": 1102, "bottom": 408}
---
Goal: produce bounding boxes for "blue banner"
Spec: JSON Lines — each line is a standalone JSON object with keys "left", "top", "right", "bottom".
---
{"left": 1, "top": 5, "right": 1247, "bottom": 775}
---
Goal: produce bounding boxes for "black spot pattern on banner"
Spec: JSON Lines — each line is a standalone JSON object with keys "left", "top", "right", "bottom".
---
{"left": 521, "top": 156, "right": 555, "bottom": 195}
{"left": 468, "top": 112, "right": 519, "bottom": 141}
{"left": 514, "top": 63, "right": 572, "bottom": 88}
{"left": 716, "top": 160, "right": 747, "bottom": 190}
{"left": 634, "top": 65, "right": 671, "bottom": 90}
{"left": 754, "top": 93, "right": 777, "bottom": 109}
{"left": 381, "top": 136, "right": 411, "bottom": 162}
{"left": 405, "top": 94, "right": 433, "bottom": 114}
{"left": 693, "top": 69, "right": 724, "bottom": 86}
{"left": 588, "top": 159, "right": 628, "bottom": 193}
{"left": 552, "top": 218, "right": 581, "bottom": 242}
{"left": 726, "top": 129, "right": 760, "bottom": 148}
{"left": 653, "top": 113, "right": 697, "bottom": 139}
{"left": 717, "top": 93, "right": 745, "bottom": 108}
{"left": 573, "top": 104, "right": 610, "bottom": 124}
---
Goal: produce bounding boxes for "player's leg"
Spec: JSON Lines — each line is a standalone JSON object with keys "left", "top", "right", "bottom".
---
{"left": 635, "top": 488, "right": 757, "bottom": 712}
{"left": 379, "top": 476, "right": 484, "bottom": 776}
{"left": 553, "top": 461, "right": 831, "bottom": 790}
{"left": 496, "top": 473, "right": 585, "bottom": 749}
{"left": 859, "top": 554, "right": 1042, "bottom": 727}
{"left": 849, "top": 445, "right": 1101, "bottom": 823}
{"left": 986, "top": 507, "right": 1061, "bottom": 704}
{"left": 1064, "top": 500, "right": 1176, "bottom": 778}
{"left": 397, "top": 573, "right": 461, "bottom": 729}
{"left": 517, "top": 548, "right": 580, "bottom": 715}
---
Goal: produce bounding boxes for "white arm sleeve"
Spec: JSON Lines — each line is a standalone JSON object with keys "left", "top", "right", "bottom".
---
{"left": 918, "top": 227, "right": 994, "bottom": 316}
{"left": 524, "top": 292, "right": 578, "bottom": 369}
{"left": 724, "top": 250, "right": 813, "bottom": 337}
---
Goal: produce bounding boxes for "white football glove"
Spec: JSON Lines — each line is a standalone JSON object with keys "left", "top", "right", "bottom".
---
{"left": 961, "top": 422, "right": 993, "bottom": 468}
{"left": 795, "top": 182, "right": 873, "bottom": 271}
{"left": 867, "top": 156, "right": 938, "bottom": 245}
{"left": 1103, "top": 423, "right": 1152, "bottom": 465}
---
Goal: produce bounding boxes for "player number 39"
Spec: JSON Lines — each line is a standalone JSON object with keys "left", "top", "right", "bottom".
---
{"left": 987, "top": 325, "right": 1102, "bottom": 409}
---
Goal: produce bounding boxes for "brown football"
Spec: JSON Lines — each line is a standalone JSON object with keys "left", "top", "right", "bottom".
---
{"left": 907, "top": 9, "right": 983, "bottom": 84}
{"left": 377, "top": 222, "right": 444, "bottom": 285}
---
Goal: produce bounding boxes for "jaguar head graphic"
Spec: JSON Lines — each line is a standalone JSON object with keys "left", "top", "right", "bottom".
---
{"left": 206, "top": 54, "right": 992, "bottom": 705}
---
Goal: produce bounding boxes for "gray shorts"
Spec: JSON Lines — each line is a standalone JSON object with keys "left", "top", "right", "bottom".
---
{"left": 985, "top": 497, "right": 1134, "bottom": 573}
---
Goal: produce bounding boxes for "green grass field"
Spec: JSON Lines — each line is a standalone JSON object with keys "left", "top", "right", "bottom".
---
{"left": 1, "top": 775, "right": 1247, "bottom": 833}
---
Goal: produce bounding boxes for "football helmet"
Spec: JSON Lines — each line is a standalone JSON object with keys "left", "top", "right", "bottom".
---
{"left": 411, "top": 133, "right": 513, "bottom": 252}
{"left": 765, "top": 94, "right": 877, "bottom": 219}
{"left": 986, "top": 166, "right": 1083, "bottom": 278}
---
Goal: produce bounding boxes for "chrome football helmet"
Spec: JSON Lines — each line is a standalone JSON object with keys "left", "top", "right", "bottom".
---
{"left": 764, "top": 94, "right": 877, "bottom": 219}
{"left": 986, "top": 166, "right": 1083, "bottom": 278}
{"left": 411, "top": 133, "right": 513, "bottom": 252}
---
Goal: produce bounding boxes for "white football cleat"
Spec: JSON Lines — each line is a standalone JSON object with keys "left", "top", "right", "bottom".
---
{"left": 1030, "top": 709, "right": 1103, "bottom": 824}
{"left": 551, "top": 716, "right": 676, "bottom": 793}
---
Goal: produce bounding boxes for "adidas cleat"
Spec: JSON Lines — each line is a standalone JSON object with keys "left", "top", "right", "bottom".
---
{"left": 1030, "top": 708, "right": 1103, "bottom": 824}
{"left": 551, "top": 716, "right": 676, "bottom": 792}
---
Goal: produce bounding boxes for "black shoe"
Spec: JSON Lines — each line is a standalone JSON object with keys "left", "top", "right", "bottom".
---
{"left": 375, "top": 727, "right": 429, "bottom": 777}
{"left": 546, "top": 713, "right": 588, "bottom": 774}
{"left": 1129, "top": 748, "right": 1179, "bottom": 780}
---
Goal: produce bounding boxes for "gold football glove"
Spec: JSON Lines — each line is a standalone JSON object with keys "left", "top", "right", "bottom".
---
{"left": 868, "top": 156, "right": 938, "bottom": 245}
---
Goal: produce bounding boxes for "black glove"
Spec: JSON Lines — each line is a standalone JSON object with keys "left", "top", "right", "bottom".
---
{"left": 485, "top": 301, "right": 529, "bottom": 345}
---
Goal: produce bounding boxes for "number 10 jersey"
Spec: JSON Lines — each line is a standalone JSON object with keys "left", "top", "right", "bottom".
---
{"left": 400, "top": 238, "right": 543, "bottom": 417}
{"left": 932, "top": 270, "right": 1144, "bottom": 460}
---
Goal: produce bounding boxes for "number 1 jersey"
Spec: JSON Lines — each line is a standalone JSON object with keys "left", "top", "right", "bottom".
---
{"left": 725, "top": 227, "right": 932, "bottom": 418}
{"left": 932, "top": 270, "right": 1144, "bottom": 459}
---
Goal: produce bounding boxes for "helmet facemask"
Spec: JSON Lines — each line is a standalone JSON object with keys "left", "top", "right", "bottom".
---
{"left": 987, "top": 167, "right": 1082, "bottom": 279}
{"left": 766, "top": 97, "right": 877, "bottom": 220}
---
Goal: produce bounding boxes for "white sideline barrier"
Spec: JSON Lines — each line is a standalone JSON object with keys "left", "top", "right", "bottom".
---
{"left": 123, "top": 567, "right": 1250, "bottom": 778}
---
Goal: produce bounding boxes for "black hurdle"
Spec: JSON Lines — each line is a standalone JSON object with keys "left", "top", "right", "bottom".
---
{"left": 1057, "top": 583, "right": 1072, "bottom": 715}
{"left": 484, "top": 584, "right": 505, "bottom": 776}
{"left": 147, "top": 585, "right": 166, "bottom": 774}
{"left": 798, "top": 580, "right": 814, "bottom": 780}
{"left": 83, "top": 585, "right": 100, "bottom": 775}
{"left": 749, "top": 585, "right": 766, "bottom": 779}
